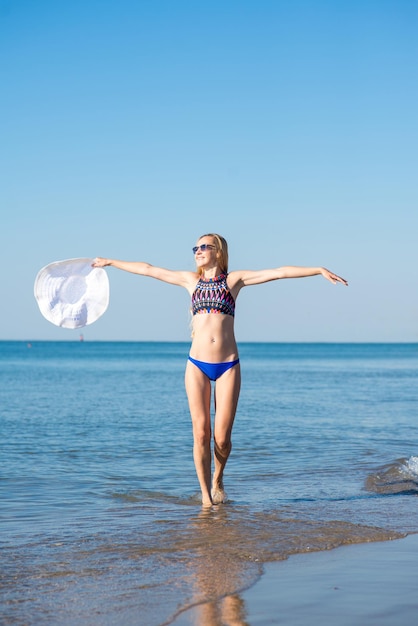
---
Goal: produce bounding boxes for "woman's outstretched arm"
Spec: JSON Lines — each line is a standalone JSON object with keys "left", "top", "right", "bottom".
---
{"left": 229, "top": 266, "right": 348, "bottom": 289}
{"left": 277, "top": 266, "right": 347, "bottom": 284}
{"left": 92, "top": 257, "right": 196, "bottom": 288}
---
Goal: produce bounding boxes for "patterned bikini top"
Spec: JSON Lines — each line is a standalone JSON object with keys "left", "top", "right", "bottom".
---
{"left": 191, "top": 273, "right": 235, "bottom": 317}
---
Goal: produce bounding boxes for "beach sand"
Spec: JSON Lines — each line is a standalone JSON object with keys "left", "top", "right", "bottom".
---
{"left": 172, "top": 533, "right": 418, "bottom": 625}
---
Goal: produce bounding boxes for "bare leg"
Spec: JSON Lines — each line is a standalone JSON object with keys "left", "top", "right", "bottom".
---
{"left": 212, "top": 363, "right": 241, "bottom": 503}
{"left": 185, "top": 360, "right": 213, "bottom": 506}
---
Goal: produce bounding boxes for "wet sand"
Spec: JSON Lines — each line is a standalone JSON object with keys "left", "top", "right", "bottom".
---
{"left": 244, "top": 533, "right": 418, "bottom": 626}
{"left": 173, "top": 533, "right": 418, "bottom": 625}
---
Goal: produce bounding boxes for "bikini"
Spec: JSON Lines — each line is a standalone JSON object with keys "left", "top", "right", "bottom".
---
{"left": 189, "top": 273, "right": 239, "bottom": 381}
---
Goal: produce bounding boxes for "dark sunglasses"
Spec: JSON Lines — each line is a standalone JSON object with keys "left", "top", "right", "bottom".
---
{"left": 192, "top": 244, "right": 215, "bottom": 254}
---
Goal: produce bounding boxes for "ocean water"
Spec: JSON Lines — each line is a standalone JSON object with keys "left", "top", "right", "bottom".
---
{"left": 1, "top": 341, "right": 418, "bottom": 625}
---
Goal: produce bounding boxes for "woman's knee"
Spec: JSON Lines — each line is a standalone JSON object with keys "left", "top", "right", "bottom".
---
{"left": 214, "top": 436, "right": 232, "bottom": 456}
{"left": 193, "top": 425, "right": 211, "bottom": 447}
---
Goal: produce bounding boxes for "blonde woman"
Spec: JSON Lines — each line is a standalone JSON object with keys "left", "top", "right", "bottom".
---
{"left": 93, "top": 234, "right": 347, "bottom": 506}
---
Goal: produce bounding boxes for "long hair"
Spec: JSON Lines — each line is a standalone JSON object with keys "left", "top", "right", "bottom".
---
{"left": 197, "top": 233, "right": 229, "bottom": 275}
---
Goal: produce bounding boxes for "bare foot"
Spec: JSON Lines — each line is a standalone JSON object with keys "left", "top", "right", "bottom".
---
{"left": 211, "top": 482, "right": 227, "bottom": 504}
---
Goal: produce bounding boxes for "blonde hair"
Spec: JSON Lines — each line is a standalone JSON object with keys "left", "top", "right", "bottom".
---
{"left": 197, "top": 233, "right": 229, "bottom": 275}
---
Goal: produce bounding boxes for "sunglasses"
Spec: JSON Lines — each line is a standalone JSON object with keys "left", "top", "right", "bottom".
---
{"left": 192, "top": 244, "right": 215, "bottom": 254}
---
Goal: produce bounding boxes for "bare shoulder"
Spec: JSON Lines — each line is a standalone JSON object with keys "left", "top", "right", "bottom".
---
{"left": 182, "top": 270, "right": 200, "bottom": 291}
{"left": 226, "top": 269, "right": 254, "bottom": 296}
{"left": 173, "top": 270, "right": 199, "bottom": 290}
{"left": 226, "top": 270, "right": 245, "bottom": 289}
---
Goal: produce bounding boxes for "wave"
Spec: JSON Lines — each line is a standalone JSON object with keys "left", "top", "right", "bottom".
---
{"left": 365, "top": 457, "right": 418, "bottom": 495}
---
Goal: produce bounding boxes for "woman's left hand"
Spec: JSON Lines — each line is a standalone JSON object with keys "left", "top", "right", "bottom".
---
{"left": 321, "top": 268, "right": 348, "bottom": 286}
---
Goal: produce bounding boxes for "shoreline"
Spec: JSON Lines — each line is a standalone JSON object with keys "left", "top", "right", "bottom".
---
{"left": 172, "top": 532, "right": 418, "bottom": 625}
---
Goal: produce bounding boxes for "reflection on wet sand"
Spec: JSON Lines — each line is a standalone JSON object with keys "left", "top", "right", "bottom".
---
{"left": 182, "top": 506, "right": 256, "bottom": 626}
{"left": 194, "top": 594, "right": 248, "bottom": 626}
{"left": 171, "top": 503, "right": 404, "bottom": 625}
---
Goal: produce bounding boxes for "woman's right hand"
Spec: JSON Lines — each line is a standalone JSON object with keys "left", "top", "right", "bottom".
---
{"left": 92, "top": 257, "right": 111, "bottom": 268}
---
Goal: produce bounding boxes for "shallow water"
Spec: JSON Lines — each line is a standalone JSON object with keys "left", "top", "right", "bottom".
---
{"left": 1, "top": 342, "right": 418, "bottom": 624}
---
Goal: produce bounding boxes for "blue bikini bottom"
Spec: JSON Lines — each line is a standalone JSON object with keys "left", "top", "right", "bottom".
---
{"left": 188, "top": 356, "right": 240, "bottom": 381}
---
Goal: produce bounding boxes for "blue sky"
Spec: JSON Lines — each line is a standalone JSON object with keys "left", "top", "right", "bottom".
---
{"left": 1, "top": 0, "right": 417, "bottom": 342}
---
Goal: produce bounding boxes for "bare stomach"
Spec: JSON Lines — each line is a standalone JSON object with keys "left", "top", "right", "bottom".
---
{"left": 189, "top": 314, "right": 238, "bottom": 362}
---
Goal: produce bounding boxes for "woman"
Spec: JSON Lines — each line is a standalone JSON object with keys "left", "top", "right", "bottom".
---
{"left": 93, "top": 233, "right": 347, "bottom": 506}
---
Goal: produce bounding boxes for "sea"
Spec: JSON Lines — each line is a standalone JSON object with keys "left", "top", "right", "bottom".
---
{"left": 1, "top": 341, "right": 418, "bottom": 625}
